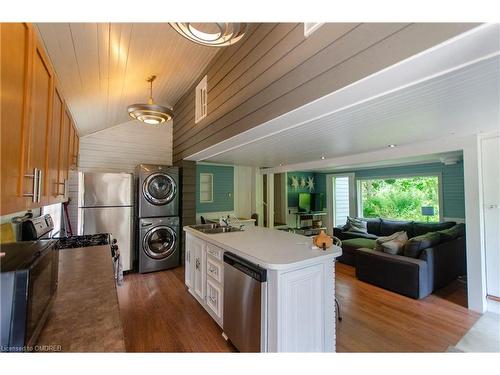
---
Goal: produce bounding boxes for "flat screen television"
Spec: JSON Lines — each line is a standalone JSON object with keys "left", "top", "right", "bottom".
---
{"left": 298, "top": 193, "right": 311, "bottom": 212}
{"left": 298, "top": 192, "right": 324, "bottom": 212}
{"left": 312, "top": 192, "right": 324, "bottom": 212}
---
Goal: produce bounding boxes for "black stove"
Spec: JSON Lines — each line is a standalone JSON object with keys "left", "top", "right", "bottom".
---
{"left": 55, "top": 233, "right": 111, "bottom": 249}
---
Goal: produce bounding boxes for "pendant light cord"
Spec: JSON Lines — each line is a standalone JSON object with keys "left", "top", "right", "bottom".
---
{"left": 147, "top": 75, "right": 156, "bottom": 104}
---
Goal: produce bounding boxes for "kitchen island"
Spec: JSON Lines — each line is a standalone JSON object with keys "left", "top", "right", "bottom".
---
{"left": 183, "top": 225, "right": 342, "bottom": 352}
{"left": 36, "top": 245, "right": 125, "bottom": 352}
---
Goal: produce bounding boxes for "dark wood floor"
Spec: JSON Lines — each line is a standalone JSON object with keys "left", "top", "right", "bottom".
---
{"left": 116, "top": 263, "right": 479, "bottom": 352}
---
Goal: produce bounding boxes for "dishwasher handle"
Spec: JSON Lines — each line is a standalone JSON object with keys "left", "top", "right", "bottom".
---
{"left": 223, "top": 252, "right": 267, "bottom": 282}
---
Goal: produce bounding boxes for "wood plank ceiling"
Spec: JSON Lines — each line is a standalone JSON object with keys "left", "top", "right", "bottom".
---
{"left": 36, "top": 23, "right": 219, "bottom": 136}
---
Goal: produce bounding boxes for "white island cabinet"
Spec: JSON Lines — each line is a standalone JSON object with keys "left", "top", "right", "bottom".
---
{"left": 183, "top": 225, "right": 342, "bottom": 352}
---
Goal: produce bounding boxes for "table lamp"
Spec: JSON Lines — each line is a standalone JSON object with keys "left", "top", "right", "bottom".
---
{"left": 421, "top": 206, "right": 435, "bottom": 222}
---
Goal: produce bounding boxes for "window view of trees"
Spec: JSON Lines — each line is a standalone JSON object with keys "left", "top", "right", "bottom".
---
{"left": 359, "top": 176, "right": 440, "bottom": 222}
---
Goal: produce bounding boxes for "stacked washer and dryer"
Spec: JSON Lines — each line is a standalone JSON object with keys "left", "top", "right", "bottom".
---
{"left": 135, "top": 164, "right": 180, "bottom": 273}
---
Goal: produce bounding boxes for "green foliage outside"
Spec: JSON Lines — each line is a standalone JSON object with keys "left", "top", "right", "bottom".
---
{"left": 360, "top": 176, "right": 440, "bottom": 222}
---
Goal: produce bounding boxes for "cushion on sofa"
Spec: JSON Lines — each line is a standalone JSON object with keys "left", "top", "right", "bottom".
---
{"left": 343, "top": 231, "right": 379, "bottom": 240}
{"left": 374, "top": 231, "right": 408, "bottom": 251}
{"left": 361, "top": 217, "right": 382, "bottom": 235}
{"left": 342, "top": 238, "right": 377, "bottom": 250}
{"left": 344, "top": 217, "right": 368, "bottom": 234}
{"left": 380, "top": 239, "right": 407, "bottom": 255}
{"left": 413, "top": 221, "right": 456, "bottom": 236}
{"left": 437, "top": 223, "right": 465, "bottom": 242}
{"left": 380, "top": 219, "right": 413, "bottom": 237}
{"left": 404, "top": 232, "right": 441, "bottom": 258}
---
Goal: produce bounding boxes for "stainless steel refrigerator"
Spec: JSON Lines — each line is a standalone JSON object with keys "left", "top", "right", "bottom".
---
{"left": 77, "top": 172, "right": 134, "bottom": 271}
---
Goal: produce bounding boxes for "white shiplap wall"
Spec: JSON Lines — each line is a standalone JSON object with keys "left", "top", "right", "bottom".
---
{"left": 79, "top": 120, "right": 173, "bottom": 173}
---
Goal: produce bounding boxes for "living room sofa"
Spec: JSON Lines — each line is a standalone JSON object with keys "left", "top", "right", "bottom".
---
{"left": 333, "top": 218, "right": 466, "bottom": 299}
{"left": 334, "top": 218, "right": 457, "bottom": 266}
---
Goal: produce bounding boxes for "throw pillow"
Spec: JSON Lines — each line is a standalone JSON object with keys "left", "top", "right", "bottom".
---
{"left": 404, "top": 232, "right": 441, "bottom": 258}
{"left": 437, "top": 224, "right": 465, "bottom": 242}
{"left": 380, "top": 239, "right": 406, "bottom": 255}
{"left": 374, "top": 231, "right": 408, "bottom": 251}
{"left": 344, "top": 217, "right": 368, "bottom": 234}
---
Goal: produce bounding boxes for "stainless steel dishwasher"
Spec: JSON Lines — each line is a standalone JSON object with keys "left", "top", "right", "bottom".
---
{"left": 223, "top": 252, "right": 267, "bottom": 352}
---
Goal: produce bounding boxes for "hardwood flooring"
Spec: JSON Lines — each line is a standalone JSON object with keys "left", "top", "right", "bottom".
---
{"left": 117, "top": 266, "right": 235, "bottom": 352}
{"left": 116, "top": 263, "right": 479, "bottom": 352}
{"left": 335, "top": 263, "right": 479, "bottom": 352}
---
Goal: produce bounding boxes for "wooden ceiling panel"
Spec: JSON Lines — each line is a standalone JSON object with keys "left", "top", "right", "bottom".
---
{"left": 36, "top": 23, "right": 219, "bottom": 135}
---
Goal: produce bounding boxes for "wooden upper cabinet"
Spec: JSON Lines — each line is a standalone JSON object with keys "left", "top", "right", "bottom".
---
{"left": 0, "top": 23, "right": 32, "bottom": 215}
{"left": 23, "top": 34, "right": 54, "bottom": 208}
{"left": 48, "top": 85, "right": 64, "bottom": 202}
{"left": 1, "top": 23, "right": 77, "bottom": 214}
{"left": 58, "top": 107, "right": 71, "bottom": 197}
{"left": 74, "top": 131, "right": 80, "bottom": 168}
{"left": 68, "top": 121, "right": 75, "bottom": 170}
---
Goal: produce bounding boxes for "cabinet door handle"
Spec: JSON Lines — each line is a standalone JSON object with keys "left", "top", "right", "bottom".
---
{"left": 36, "top": 169, "right": 42, "bottom": 202}
{"left": 195, "top": 258, "right": 200, "bottom": 270}
{"left": 56, "top": 179, "right": 67, "bottom": 196}
{"left": 23, "top": 168, "right": 38, "bottom": 202}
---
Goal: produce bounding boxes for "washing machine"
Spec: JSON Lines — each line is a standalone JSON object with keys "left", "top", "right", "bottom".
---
{"left": 138, "top": 216, "right": 180, "bottom": 273}
{"left": 136, "top": 164, "right": 178, "bottom": 218}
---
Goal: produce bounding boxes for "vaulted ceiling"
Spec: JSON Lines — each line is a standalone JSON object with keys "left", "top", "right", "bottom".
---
{"left": 36, "top": 23, "right": 219, "bottom": 136}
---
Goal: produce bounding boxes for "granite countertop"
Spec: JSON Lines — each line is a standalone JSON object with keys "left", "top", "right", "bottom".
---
{"left": 183, "top": 225, "right": 342, "bottom": 270}
{"left": 37, "top": 245, "right": 125, "bottom": 352}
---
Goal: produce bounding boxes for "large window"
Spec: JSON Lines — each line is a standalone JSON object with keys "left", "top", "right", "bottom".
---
{"left": 358, "top": 176, "right": 440, "bottom": 222}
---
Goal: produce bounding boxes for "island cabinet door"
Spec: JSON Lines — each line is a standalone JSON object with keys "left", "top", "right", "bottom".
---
{"left": 185, "top": 233, "right": 206, "bottom": 300}
{"left": 185, "top": 234, "right": 194, "bottom": 289}
{"left": 193, "top": 239, "right": 206, "bottom": 301}
{"left": 276, "top": 262, "right": 335, "bottom": 352}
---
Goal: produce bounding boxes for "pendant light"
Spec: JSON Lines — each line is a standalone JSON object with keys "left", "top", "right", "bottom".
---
{"left": 127, "top": 75, "right": 173, "bottom": 125}
{"left": 170, "top": 23, "right": 248, "bottom": 47}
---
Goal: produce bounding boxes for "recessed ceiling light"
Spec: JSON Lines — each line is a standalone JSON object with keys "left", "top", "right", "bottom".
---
{"left": 321, "top": 156, "right": 326, "bottom": 160}
{"left": 388, "top": 144, "right": 397, "bottom": 148}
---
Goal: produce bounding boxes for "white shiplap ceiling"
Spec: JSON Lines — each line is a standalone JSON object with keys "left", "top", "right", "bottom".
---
{"left": 36, "top": 23, "right": 219, "bottom": 136}
{"left": 201, "top": 55, "right": 500, "bottom": 167}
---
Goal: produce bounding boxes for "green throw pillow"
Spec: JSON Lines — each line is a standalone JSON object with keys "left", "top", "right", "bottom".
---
{"left": 437, "top": 224, "right": 465, "bottom": 242}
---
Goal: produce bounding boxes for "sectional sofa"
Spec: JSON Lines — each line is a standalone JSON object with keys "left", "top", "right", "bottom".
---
{"left": 333, "top": 218, "right": 466, "bottom": 299}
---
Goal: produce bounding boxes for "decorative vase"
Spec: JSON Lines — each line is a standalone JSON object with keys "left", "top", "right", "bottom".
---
{"left": 313, "top": 230, "right": 333, "bottom": 250}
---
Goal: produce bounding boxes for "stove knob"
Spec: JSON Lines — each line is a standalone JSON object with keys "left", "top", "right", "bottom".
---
{"left": 112, "top": 239, "right": 117, "bottom": 244}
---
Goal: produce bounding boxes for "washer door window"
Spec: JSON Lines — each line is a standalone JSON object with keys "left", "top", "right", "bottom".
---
{"left": 143, "top": 226, "right": 177, "bottom": 260}
{"left": 142, "top": 173, "right": 176, "bottom": 206}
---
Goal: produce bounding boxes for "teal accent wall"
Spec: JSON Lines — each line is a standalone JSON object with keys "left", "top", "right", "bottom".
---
{"left": 310, "top": 161, "right": 465, "bottom": 219}
{"left": 287, "top": 172, "right": 327, "bottom": 208}
{"left": 196, "top": 164, "right": 234, "bottom": 213}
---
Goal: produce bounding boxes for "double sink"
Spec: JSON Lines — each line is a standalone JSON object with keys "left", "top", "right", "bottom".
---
{"left": 189, "top": 223, "right": 244, "bottom": 234}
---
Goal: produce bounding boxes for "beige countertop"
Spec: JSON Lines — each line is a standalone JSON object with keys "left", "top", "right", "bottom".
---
{"left": 37, "top": 245, "right": 125, "bottom": 352}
